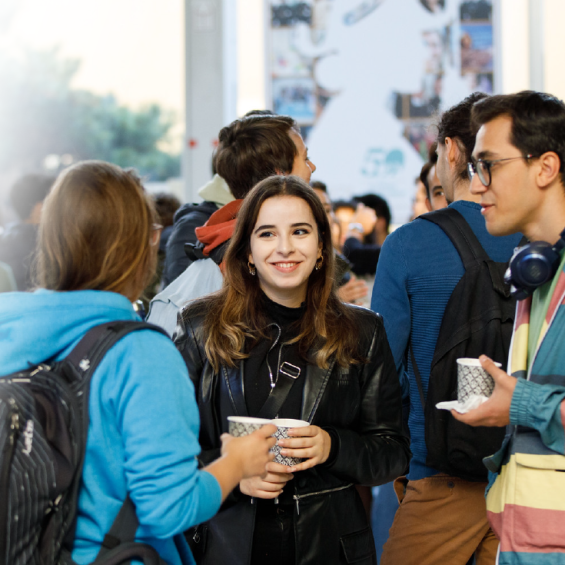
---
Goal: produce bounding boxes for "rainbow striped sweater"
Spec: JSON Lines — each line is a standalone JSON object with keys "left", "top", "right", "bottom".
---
{"left": 485, "top": 265, "right": 565, "bottom": 564}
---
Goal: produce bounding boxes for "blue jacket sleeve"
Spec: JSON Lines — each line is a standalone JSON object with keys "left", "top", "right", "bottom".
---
{"left": 102, "top": 331, "right": 222, "bottom": 538}
{"left": 370, "top": 230, "right": 411, "bottom": 378}
{"left": 510, "top": 378, "right": 565, "bottom": 454}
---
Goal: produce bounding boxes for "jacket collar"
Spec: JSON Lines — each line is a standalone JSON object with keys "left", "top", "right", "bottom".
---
{"left": 301, "top": 360, "right": 335, "bottom": 422}
{"left": 509, "top": 266, "right": 565, "bottom": 378}
{"left": 223, "top": 361, "right": 248, "bottom": 416}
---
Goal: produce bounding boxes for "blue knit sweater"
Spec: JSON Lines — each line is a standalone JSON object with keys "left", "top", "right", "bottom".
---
{"left": 371, "top": 201, "right": 522, "bottom": 480}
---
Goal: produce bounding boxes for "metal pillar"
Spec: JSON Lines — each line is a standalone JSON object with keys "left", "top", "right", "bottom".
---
{"left": 183, "top": 0, "right": 237, "bottom": 203}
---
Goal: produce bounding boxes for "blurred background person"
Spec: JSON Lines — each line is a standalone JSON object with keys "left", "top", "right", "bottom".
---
{"left": 355, "top": 193, "right": 391, "bottom": 247}
{"left": 342, "top": 194, "right": 392, "bottom": 277}
{"left": 141, "top": 191, "right": 182, "bottom": 309}
{"left": 411, "top": 176, "right": 429, "bottom": 220}
{"left": 163, "top": 110, "right": 274, "bottom": 288}
{"left": 0, "top": 174, "right": 54, "bottom": 290}
{"left": 311, "top": 180, "right": 368, "bottom": 305}
{"left": 419, "top": 142, "right": 448, "bottom": 212}
{"left": 163, "top": 171, "right": 233, "bottom": 288}
{"left": 332, "top": 199, "right": 357, "bottom": 250}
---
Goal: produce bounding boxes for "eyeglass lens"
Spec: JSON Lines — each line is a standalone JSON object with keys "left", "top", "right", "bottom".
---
{"left": 467, "top": 161, "right": 490, "bottom": 186}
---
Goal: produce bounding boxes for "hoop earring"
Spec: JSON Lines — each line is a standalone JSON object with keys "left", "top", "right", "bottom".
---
{"left": 315, "top": 256, "right": 323, "bottom": 271}
{"left": 248, "top": 261, "right": 256, "bottom": 276}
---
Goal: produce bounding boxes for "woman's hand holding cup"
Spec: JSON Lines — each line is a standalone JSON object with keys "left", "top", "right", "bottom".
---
{"left": 277, "top": 424, "right": 332, "bottom": 472}
{"left": 220, "top": 424, "right": 277, "bottom": 479}
{"left": 239, "top": 462, "right": 294, "bottom": 499}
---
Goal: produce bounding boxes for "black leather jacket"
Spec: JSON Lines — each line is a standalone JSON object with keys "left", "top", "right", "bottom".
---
{"left": 175, "top": 303, "right": 411, "bottom": 565}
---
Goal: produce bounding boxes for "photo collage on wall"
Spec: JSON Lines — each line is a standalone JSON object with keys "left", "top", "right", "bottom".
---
{"left": 268, "top": 0, "right": 496, "bottom": 224}
{"left": 393, "top": 0, "right": 494, "bottom": 159}
{"left": 270, "top": 0, "right": 494, "bottom": 156}
{"left": 270, "top": 0, "right": 335, "bottom": 140}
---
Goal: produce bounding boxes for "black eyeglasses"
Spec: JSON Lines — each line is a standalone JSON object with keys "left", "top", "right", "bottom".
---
{"left": 467, "top": 154, "right": 533, "bottom": 187}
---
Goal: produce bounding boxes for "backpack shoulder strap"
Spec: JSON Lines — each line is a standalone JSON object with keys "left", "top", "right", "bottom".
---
{"left": 64, "top": 320, "right": 169, "bottom": 377}
{"left": 92, "top": 496, "right": 167, "bottom": 565}
{"left": 60, "top": 320, "right": 169, "bottom": 560}
{"left": 419, "top": 207, "right": 489, "bottom": 267}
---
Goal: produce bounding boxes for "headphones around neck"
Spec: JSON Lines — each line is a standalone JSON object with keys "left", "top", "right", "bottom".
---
{"left": 505, "top": 227, "right": 565, "bottom": 300}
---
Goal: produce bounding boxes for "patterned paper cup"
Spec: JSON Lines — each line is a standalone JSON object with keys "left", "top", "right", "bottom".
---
{"left": 227, "top": 416, "right": 273, "bottom": 437}
{"left": 456, "top": 358, "right": 502, "bottom": 403}
{"left": 270, "top": 418, "right": 310, "bottom": 466}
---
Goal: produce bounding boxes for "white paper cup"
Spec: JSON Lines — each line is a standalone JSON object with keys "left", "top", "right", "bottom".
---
{"left": 227, "top": 416, "right": 272, "bottom": 437}
{"left": 270, "top": 418, "right": 310, "bottom": 466}
{"left": 456, "top": 358, "right": 502, "bottom": 403}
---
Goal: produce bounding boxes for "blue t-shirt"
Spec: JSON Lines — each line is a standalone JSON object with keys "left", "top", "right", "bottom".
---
{"left": 371, "top": 201, "right": 522, "bottom": 480}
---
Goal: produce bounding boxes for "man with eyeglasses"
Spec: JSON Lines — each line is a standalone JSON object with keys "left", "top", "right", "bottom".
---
{"left": 372, "top": 92, "right": 522, "bottom": 565}
{"left": 453, "top": 91, "right": 565, "bottom": 564}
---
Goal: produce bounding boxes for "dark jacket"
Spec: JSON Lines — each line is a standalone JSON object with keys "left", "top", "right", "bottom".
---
{"left": 163, "top": 201, "right": 219, "bottom": 286}
{"left": 342, "top": 237, "right": 381, "bottom": 276}
{"left": 175, "top": 303, "right": 411, "bottom": 565}
{"left": 0, "top": 222, "right": 38, "bottom": 290}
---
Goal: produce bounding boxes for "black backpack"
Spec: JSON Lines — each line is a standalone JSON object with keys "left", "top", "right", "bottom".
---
{"left": 411, "top": 208, "right": 516, "bottom": 482}
{"left": 0, "top": 320, "right": 169, "bottom": 565}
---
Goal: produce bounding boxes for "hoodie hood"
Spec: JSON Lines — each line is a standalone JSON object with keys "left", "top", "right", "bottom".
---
{"left": 172, "top": 200, "right": 218, "bottom": 225}
{"left": 195, "top": 199, "right": 243, "bottom": 257}
{"left": 198, "top": 174, "right": 234, "bottom": 207}
{"left": 0, "top": 289, "right": 138, "bottom": 376}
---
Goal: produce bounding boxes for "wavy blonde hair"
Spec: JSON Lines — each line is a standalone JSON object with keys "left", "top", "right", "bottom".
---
{"left": 36, "top": 160, "right": 157, "bottom": 300}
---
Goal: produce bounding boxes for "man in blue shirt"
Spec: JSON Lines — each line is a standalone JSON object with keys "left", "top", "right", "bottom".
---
{"left": 372, "top": 93, "right": 522, "bottom": 565}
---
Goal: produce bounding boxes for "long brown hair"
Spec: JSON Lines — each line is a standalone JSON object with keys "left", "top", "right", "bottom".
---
{"left": 190, "top": 175, "right": 363, "bottom": 371}
{"left": 36, "top": 160, "right": 157, "bottom": 300}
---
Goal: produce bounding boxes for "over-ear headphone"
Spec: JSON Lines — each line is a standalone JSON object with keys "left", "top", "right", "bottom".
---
{"left": 505, "top": 228, "right": 565, "bottom": 300}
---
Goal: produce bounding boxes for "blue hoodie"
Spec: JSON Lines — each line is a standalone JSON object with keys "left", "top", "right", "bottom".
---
{"left": 0, "top": 289, "right": 222, "bottom": 565}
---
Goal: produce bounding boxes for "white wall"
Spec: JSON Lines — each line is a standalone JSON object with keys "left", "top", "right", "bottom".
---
{"left": 237, "top": 0, "right": 267, "bottom": 115}
{"left": 238, "top": 0, "right": 565, "bottom": 111}
{"left": 544, "top": 0, "right": 565, "bottom": 100}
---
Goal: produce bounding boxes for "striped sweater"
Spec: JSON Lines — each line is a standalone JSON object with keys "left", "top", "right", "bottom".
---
{"left": 485, "top": 263, "right": 565, "bottom": 564}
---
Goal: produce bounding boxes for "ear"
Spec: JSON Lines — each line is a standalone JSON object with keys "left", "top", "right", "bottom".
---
{"left": 537, "top": 151, "right": 562, "bottom": 189}
{"left": 248, "top": 251, "right": 254, "bottom": 265}
{"left": 445, "top": 136, "right": 461, "bottom": 166}
{"left": 317, "top": 240, "right": 323, "bottom": 258}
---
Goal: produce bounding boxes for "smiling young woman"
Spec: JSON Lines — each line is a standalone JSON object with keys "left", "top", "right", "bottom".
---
{"left": 174, "top": 175, "right": 410, "bottom": 565}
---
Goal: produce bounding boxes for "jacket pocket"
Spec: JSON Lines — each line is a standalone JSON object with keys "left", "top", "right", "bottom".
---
{"left": 340, "top": 526, "right": 376, "bottom": 564}
{"left": 515, "top": 452, "right": 565, "bottom": 471}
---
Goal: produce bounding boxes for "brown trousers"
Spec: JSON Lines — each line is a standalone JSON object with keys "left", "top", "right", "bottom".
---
{"left": 380, "top": 474, "right": 499, "bottom": 565}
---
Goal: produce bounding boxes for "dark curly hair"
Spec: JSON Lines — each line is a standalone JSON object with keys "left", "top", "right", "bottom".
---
{"left": 437, "top": 92, "right": 488, "bottom": 181}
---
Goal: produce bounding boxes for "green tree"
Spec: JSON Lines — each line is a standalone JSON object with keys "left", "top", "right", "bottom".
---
{"left": 0, "top": 48, "right": 180, "bottom": 180}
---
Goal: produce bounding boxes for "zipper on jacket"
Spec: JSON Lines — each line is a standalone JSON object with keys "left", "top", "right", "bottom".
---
{"left": 0, "top": 398, "right": 21, "bottom": 565}
{"left": 292, "top": 483, "right": 353, "bottom": 516}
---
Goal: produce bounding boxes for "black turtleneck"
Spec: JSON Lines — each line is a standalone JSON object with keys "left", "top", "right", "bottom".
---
{"left": 243, "top": 293, "right": 307, "bottom": 419}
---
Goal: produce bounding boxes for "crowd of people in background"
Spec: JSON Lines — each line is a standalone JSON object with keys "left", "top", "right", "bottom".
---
{"left": 2, "top": 89, "right": 565, "bottom": 565}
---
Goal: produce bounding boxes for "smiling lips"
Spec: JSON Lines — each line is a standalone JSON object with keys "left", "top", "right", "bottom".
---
{"left": 271, "top": 262, "right": 301, "bottom": 272}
